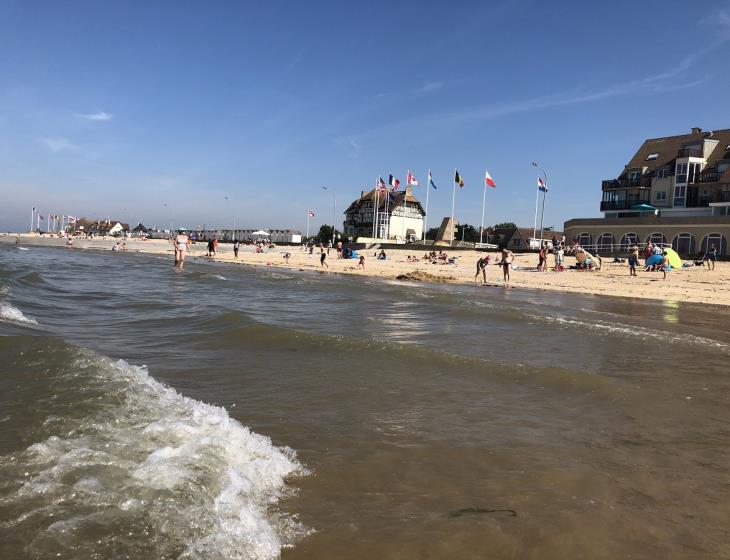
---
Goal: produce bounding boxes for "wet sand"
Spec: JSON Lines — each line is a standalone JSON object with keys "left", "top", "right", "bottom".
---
{"left": 2, "top": 234, "right": 728, "bottom": 306}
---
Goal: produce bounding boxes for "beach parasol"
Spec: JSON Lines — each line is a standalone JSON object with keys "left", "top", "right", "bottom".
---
{"left": 252, "top": 230, "right": 270, "bottom": 236}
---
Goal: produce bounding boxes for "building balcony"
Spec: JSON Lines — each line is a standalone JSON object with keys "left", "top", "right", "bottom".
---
{"left": 600, "top": 199, "right": 651, "bottom": 211}
{"left": 695, "top": 171, "right": 722, "bottom": 183}
{"left": 601, "top": 178, "right": 652, "bottom": 190}
{"left": 713, "top": 191, "right": 730, "bottom": 203}
{"left": 677, "top": 147, "right": 703, "bottom": 158}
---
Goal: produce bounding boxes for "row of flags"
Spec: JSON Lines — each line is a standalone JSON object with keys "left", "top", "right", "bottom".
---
{"left": 371, "top": 171, "right": 548, "bottom": 192}
{"left": 32, "top": 208, "right": 77, "bottom": 223}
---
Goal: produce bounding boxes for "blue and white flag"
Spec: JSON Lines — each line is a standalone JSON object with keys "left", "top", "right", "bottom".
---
{"left": 428, "top": 171, "right": 438, "bottom": 190}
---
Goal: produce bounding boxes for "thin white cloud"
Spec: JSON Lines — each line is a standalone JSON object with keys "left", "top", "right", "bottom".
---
{"left": 78, "top": 111, "right": 113, "bottom": 121}
{"left": 39, "top": 137, "right": 80, "bottom": 153}
{"left": 416, "top": 81, "right": 443, "bottom": 94}
{"left": 352, "top": 40, "right": 727, "bottom": 140}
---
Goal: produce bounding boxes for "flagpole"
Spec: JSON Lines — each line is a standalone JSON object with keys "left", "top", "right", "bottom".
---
{"left": 450, "top": 168, "right": 456, "bottom": 244}
{"left": 30, "top": 207, "right": 34, "bottom": 233}
{"left": 306, "top": 212, "right": 310, "bottom": 240}
{"left": 480, "top": 170, "right": 487, "bottom": 245}
{"left": 402, "top": 170, "right": 409, "bottom": 241}
{"left": 539, "top": 189, "right": 547, "bottom": 247}
{"left": 423, "top": 170, "right": 430, "bottom": 242}
{"left": 532, "top": 186, "right": 539, "bottom": 245}
{"left": 373, "top": 178, "right": 379, "bottom": 240}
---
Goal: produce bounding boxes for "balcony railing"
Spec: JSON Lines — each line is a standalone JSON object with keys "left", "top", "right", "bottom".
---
{"left": 677, "top": 147, "right": 703, "bottom": 158}
{"left": 714, "top": 191, "right": 730, "bottom": 203}
{"left": 601, "top": 177, "right": 652, "bottom": 190}
{"left": 686, "top": 196, "right": 712, "bottom": 208}
{"left": 600, "top": 199, "right": 652, "bottom": 211}
{"left": 696, "top": 171, "right": 721, "bottom": 183}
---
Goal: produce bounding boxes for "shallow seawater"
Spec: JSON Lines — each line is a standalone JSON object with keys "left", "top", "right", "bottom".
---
{"left": 1, "top": 245, "right": 729, "bottom": 559}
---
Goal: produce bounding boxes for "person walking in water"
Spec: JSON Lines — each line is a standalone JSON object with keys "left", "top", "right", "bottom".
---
{"left": 233, "top": 239, "right": 240, "bottom": 259}
{"left": 320, "top": 245, "right": 328, "bottom": 268}
{"left": 475, "top": 255, "right": 491, "bottom": 284}
{"left": 172, "top": 228, "right": 190, "bottom": 269}
{"left": 499, "top": 246, "right": 515, "bottom": 287}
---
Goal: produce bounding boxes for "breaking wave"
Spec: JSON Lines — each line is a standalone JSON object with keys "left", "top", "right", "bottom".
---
{"left": 0, "top": 301, "right": 38, "bottom": 325}
{"left": 0, "top": 350, "right": 308, "bottom": 559}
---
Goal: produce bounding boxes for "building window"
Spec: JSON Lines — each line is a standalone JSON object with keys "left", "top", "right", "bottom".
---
{"left": 688, "top": 162, "right": 702, "bottom": 184}
{"left": 620, "top": 233, "right": 639, "bottom": 249}
{"left": 646, "top": 153, "right": 659, "bottom": 161}
{"left": 700, "top": 233, "right": 726, "bottom": 256}
{"left": 676, "top": 162, "right": 688, "bottom": 183}
{"left": 513, "top": 239, "right": 521, "bottom": 246}
{"left": 672, "top": 233, "right": 695, "bottom": 255}
{"left": 577, "top": 232, "right": 591, "bottom": 247}
{"left": 655, "top": 191, "right": 667, "bottom": 201}
{"left": 647, "top": 232, "right": 665, "bottom": 246}
{"left": 656, "top": 168, "right": 668, "bottom": 179}
{"left": 673, "top": 185, "right": 686, "bottom": 207}
{"left": 597, "top": 233, "right": 615, "bottom": 253}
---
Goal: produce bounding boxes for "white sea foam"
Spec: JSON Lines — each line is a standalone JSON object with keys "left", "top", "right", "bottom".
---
{"left": 539, "top": 314, "right": 729, "bottom": 350}
{"left": 0, "top": 301, "right": 37, "bottom": 325}
{"left": 2, "top": 353, "right": 309, "bottom": 559}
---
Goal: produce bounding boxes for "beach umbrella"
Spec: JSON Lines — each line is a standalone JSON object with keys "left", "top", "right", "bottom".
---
{"left": 252, "top": 230, "right": 269, "bottom": 236}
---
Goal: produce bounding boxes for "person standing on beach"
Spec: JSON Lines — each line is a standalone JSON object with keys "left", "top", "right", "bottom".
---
{"left": 662, "top": 250, "right": 670, "bottom": 280}
{"left": 337, "top": 240, "right": 343, "bottom": 259}
{"left": 475, "top": 255, "right": 491, "bottom": 284}
{"left": 706, "top": 243, "right": 717, "bottom": 271}
{"left": 233, "top": 239, "right": 240, "bottom": 259}
{"left": 173, "top": 228, "right": 190, "bottom": 269}
{"left": 357, "top": 255, "right": 365, "bottom": 269}
{"left": 628, "top": 244, "right": 639, "bottom": 276}
{"left": 212, "top": 237, "right": 218, "bottom": 257}
{"left": 500, "top": 247, "right": 515, "bottom": 287}
{"left": 320, "top": 245, "right": 328, "bottom": 268}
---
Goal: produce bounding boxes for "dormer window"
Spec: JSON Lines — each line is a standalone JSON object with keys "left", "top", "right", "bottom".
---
{"left": 646, "top": 153, "right": 659, "bottom": 161}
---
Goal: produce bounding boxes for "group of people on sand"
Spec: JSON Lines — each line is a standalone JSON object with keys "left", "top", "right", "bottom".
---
{"left": 474, "top": 247, "right": 516, "bottom": 287}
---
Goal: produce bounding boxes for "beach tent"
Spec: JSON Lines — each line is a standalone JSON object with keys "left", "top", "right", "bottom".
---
{"left": 631, "top": 203, "right": 658, "bottom": 216}
{"left": 664, "top": 247, "right": 682, "bottom": 269}
{"left": 252, "top": 230, "right": 269, "bottom": 236}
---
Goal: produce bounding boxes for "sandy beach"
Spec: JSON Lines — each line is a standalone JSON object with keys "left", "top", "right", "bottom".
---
{"left": 3, "top": 233, "right": 728, "bottom": 306}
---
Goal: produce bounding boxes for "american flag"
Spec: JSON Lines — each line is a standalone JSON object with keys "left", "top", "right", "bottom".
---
{"left": 376, "top": 176, "right": 387, "bottom": 192}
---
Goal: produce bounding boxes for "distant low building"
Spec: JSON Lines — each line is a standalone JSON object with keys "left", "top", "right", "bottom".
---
{"left": 74, "top": 219, "right": 129, "bottom": 236}
{"left": 194, "top": 228, "right": 302, "bottom": 243}
{"left": 490, "top": 226, "right": 563, "bottom": 250}
{"left": 343, "top": 185, "right": 425, "bottom": 241}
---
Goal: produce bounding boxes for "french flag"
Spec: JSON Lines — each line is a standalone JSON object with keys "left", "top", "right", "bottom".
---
{"left": 485, "top": 169, "right": 496, "bottom": 188}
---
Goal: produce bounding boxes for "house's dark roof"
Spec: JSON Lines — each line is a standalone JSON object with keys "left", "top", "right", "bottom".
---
{"left": 344, "top": 188, "right": 425, "bottom": 215}
{"left": 492, "top": 226, "right": 563, "bottom": 245}
{"left": 621, "top": 128, "right": 730, "bottom": 178}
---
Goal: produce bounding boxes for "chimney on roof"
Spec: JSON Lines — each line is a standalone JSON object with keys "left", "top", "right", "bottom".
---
{"left": 691, "top": 127, "right": 702, "bottom": 135}
{"left": 361, "top": 190, "right": 364, "bottom": 198}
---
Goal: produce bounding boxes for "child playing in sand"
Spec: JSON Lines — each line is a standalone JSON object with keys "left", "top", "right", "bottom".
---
{"left": 357, "top": 255, "right": 365, "bottom": 269}
{"left": 662, "top": 250, "right": 670, "bottom": 280}
{"left": 284, "top": 252, "right": 291, "bottom": 264}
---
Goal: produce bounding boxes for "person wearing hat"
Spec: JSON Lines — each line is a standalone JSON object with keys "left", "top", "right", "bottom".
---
{"left": 173, "top": 228, "right": 191, "bottom": 269}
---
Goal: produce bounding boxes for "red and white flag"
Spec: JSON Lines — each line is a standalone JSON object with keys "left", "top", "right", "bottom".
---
{"left": 406, "top": 171, "right": 418, "bottom": 186}
{"left": 537, "top": 177, "right": 548, "bottom": 192}
{"left": 485, "top": 169, "right": 496, "bottom": 188}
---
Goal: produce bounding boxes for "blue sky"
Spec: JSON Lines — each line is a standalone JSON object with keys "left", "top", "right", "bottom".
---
{"left": 1, "top": 0, "right": 730, "bottom": 233}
